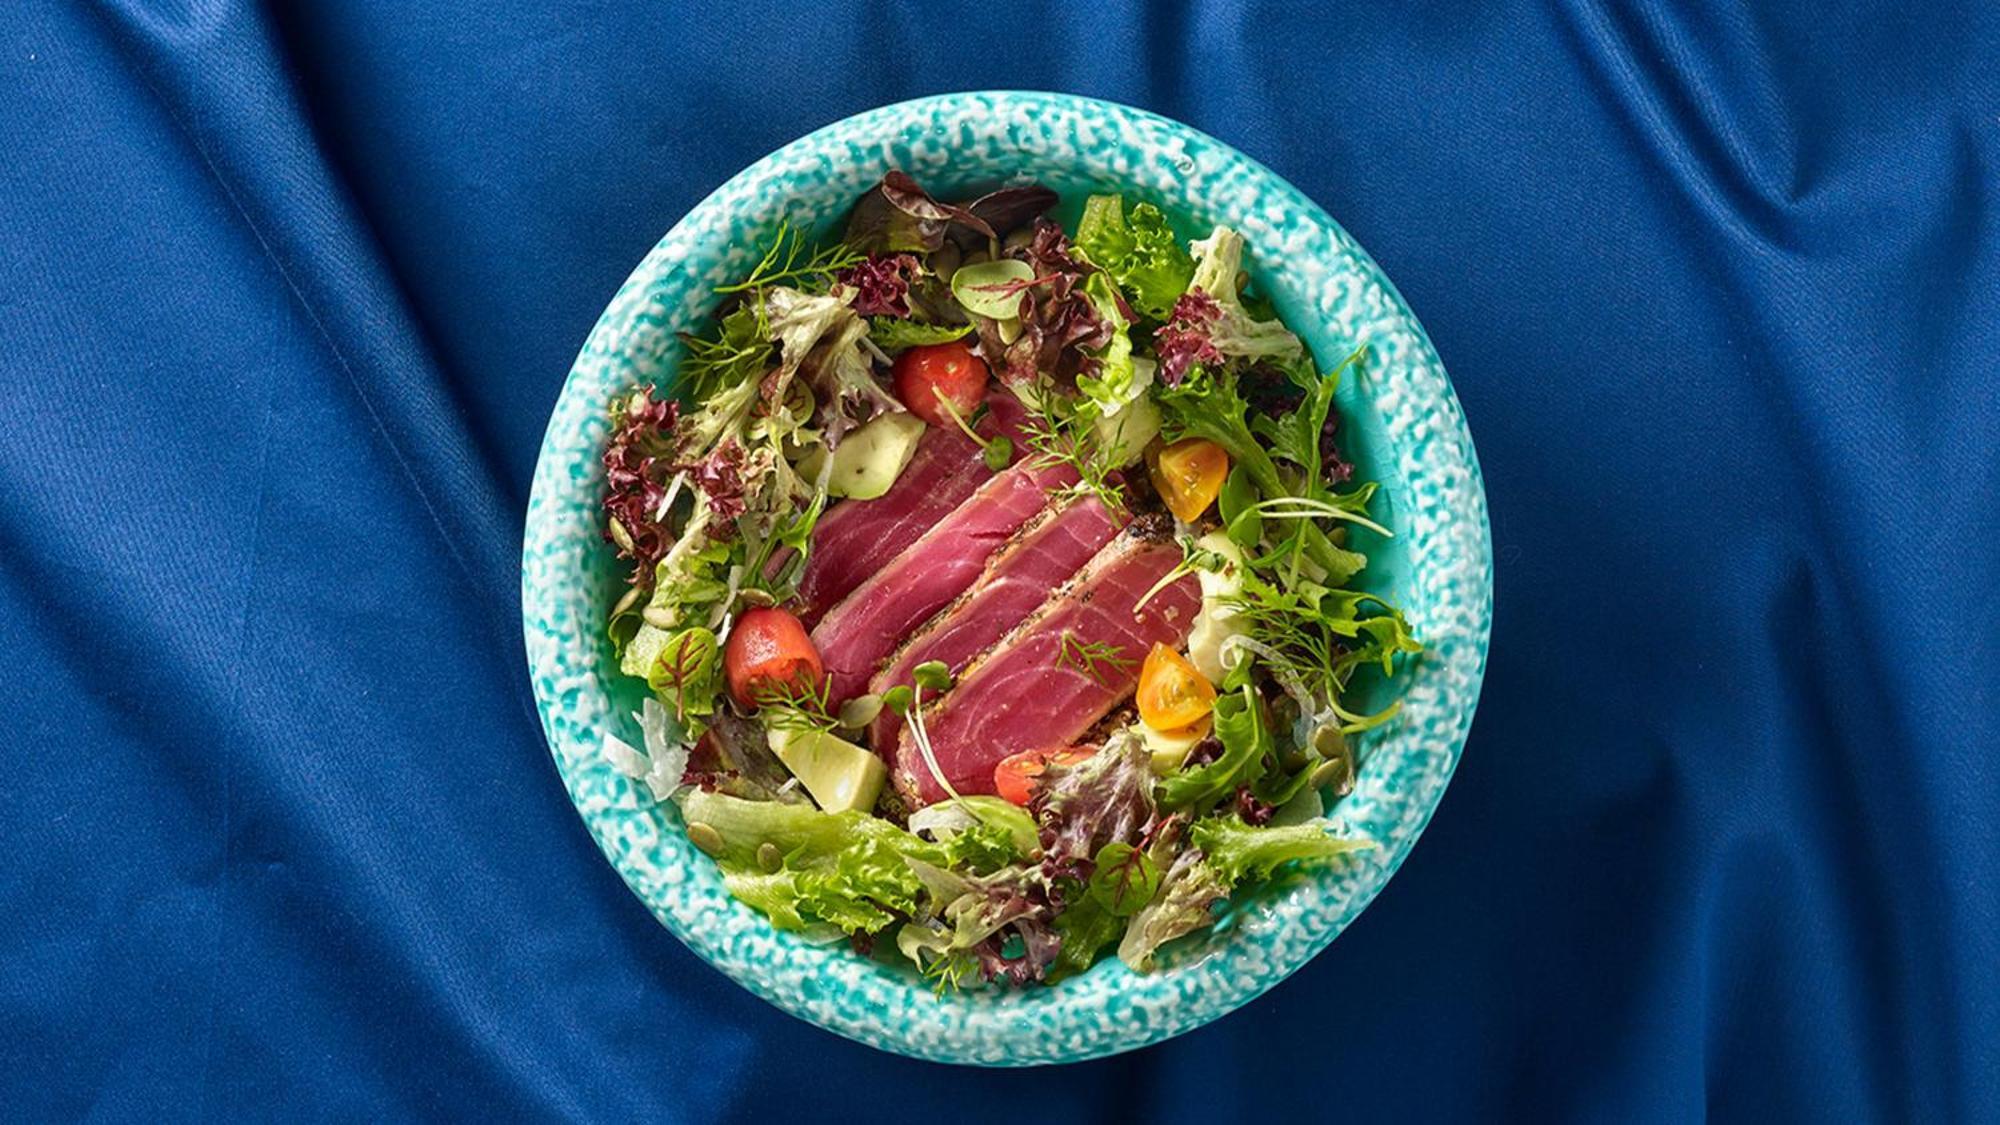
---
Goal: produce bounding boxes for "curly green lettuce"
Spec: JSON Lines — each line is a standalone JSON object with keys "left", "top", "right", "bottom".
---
{"left": 1075, "top": 194, "right": 1194, "bottom": 322}
{"left": 1115, "top": 818, "right": 1374, "bottom": 971}
{"left": 677, "top": 788, "right": 945, "bottom": 934}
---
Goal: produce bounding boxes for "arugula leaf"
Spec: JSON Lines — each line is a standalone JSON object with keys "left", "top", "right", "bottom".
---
{"left": 1157, "top": 366, "right": 1371, "bottom": 584}
{"left": 1074, "top": 194, "right": 1194, "bottom": 321}
{"left": 865, "top": 318, "right": 972, "bottom": 351}
{"left": 1217, "top": 464, "right": 1264, "bottom": 551}
{"left": 1158, "top": 684, "right": 1270, "bottom": 809}
{"left": 1155, "top": 367, "right": 1285, "bottom": 498}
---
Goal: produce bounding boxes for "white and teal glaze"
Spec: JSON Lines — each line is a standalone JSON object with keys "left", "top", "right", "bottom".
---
{"left": 522, "top": 92, "right": 1492, "bottom": 1066}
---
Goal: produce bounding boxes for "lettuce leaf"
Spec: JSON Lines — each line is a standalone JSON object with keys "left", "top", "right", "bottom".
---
{"left": 844, "top": 173, "right": 1055, "bottom": 255}
{"left": 1075, "top": 194, "right": 1194, "bottom": 322}
{"left": 896, "top": 861, "right": 1062, "bottom": 988}
{"left": 1187, "top": 816, "right": 1375, "bottom": 886}
{"left": 1113, "top": 817, "right": 1372, "bottom": 971}
{"left": 677, "top": 788, "right": 946, "bottom": 934}
{"left": 907, "top": 795, "right": 1040, "bottom": 860}
{"left": 1034, "top": 731, "right": 1156, "bottom": 879}
{"left": 865, "top": 318, "right": 972, "bottom": 352}
{"left": 845, "top": 171, "right": 989, "bottom": 254}
{"left": 1116, "top": 850, "right": 1229, "bottom": 971}
{"left": 1074, "top": 272, "right": 1151, "bottom": 416}
{"left": 762, "top": 286, "right": 904, "bottom": 451}
{"left": 1182, "top": 226, "right": 1304, "bottom": 365}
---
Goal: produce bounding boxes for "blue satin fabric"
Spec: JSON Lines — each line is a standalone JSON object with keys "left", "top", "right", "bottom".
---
{"left": 2, "top": 1, "right": 1995, "bottom": 1119}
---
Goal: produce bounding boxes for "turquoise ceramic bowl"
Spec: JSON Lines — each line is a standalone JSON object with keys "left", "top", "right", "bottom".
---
{"left": 523, "top": 92, "right": 1491, "bottom": 1065}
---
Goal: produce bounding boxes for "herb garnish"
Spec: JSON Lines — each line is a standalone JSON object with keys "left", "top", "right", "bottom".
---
{"left": 1054, "top": 633, "right": 1137, "bottom": 687}
{"left": 1020, "top": 392, "right": 1126, "bottom": 515}
{"left": 716, "top": 219, "right": 864, "bottom": 295}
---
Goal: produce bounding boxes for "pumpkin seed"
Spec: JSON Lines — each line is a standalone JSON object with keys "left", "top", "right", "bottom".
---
{"left": 686, "top": 821, "right": 725, "bottom": 857}
{"left": 611, "top": 585, "right": 645, "bottom": 619}
{"left": 1308, "top": 759, "right": 1345, "bottom": 794}
{"left": 756, "top": 842, "right": 783, "bottom": 873}
{"left": 607, "top": 516, "right": 634, "bottom": 552}
{"left": 1312, "top": 722, "right": 1348, "bottom": 759}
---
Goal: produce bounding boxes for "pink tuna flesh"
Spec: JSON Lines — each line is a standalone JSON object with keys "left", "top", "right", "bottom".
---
{"left": 866, "top": 494, "right": 1125, "bottom": 750}
{"left": 790, "top": 391, "right": 1028, "bottom": 623}
{"left": 893, "top": 530, "right": 1203, "bottom": 805}
{"left": 810, "top": 459, "right": 1076, "bottom": 706}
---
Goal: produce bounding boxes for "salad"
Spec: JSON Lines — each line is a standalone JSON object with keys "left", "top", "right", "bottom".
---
{"left": 596, "top": 172, "right": 1420, "bottom": 988}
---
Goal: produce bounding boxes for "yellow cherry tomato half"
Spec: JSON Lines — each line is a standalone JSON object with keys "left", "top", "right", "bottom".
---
{"left": 1147, "top": 437, "right": 1230, "bottom": 523}
{"left": 1136, "top": 643, "right": 1217, "bottom": 731}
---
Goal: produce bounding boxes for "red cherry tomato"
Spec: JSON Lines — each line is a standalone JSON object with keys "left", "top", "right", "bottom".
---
{"left": 723, "top": 607, "right": 824, "bottom": 709}
{"left": 893, "top": 340, "right": 989, "bottom": 428}
{"left": 993, "top": 745, "right": 1098, "bottom": 806}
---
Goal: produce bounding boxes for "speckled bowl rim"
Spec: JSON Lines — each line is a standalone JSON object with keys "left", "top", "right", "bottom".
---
{"left": 523, "top": 91, "right": 1492, "bottom": 1065}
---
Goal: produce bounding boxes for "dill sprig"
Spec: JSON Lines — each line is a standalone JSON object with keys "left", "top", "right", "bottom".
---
{"left": 1020, "top": 393, "right": 1126, "bottom": 515}
{"left": 716, "top": 220, "right": 864, "bottom": 295}
{"left": 679, "top": 299, "right": 773, "bottom": 405}
{"left": 753, "top": 674, "right": 840, "bottom": 736}
{"left": 922, "top": 949, "right": 978, "bottom": 995}
{"left": 1054, "top": 632, "right": 1137, "bottom": 687}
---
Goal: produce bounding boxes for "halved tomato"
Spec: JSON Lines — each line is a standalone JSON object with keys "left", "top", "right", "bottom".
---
{"left": 1136, "top": 643, "right": 1216, "bottom": 731}
{"left": 993, "top": 745, "right": 1097, "bottom": 806}
{"left": 1147, "top": 437, "right": 1230, "bottom": 523}
{"left": 723, "top": 607, "right": 824, "bottom": 709}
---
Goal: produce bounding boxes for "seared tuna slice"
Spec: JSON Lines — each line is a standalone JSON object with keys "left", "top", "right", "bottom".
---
{"left": 865, "top": 494, "right": 1124, "bottom": 750}
{"left": 811, "top": 459, "right": 1076, "bottom": 706}
{"left": 893, "top": 527, "right": 1202, "bottom": 805}
{"left": 791, "top": 391, "right": 1027, "bottom": 622}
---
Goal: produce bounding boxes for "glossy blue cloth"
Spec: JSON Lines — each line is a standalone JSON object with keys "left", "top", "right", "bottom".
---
{"left": 3, "top": 1, "right": 1995, "bottom": 1119}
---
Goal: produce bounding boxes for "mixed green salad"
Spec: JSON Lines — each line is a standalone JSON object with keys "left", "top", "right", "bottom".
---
{"left": 596, "top": 172, "right": 1419, "bottom": 989}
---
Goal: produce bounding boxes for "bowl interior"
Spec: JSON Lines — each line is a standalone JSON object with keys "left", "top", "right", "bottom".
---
{"left": 524, "top": 92, "right": 1491, "bottom": 1065}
